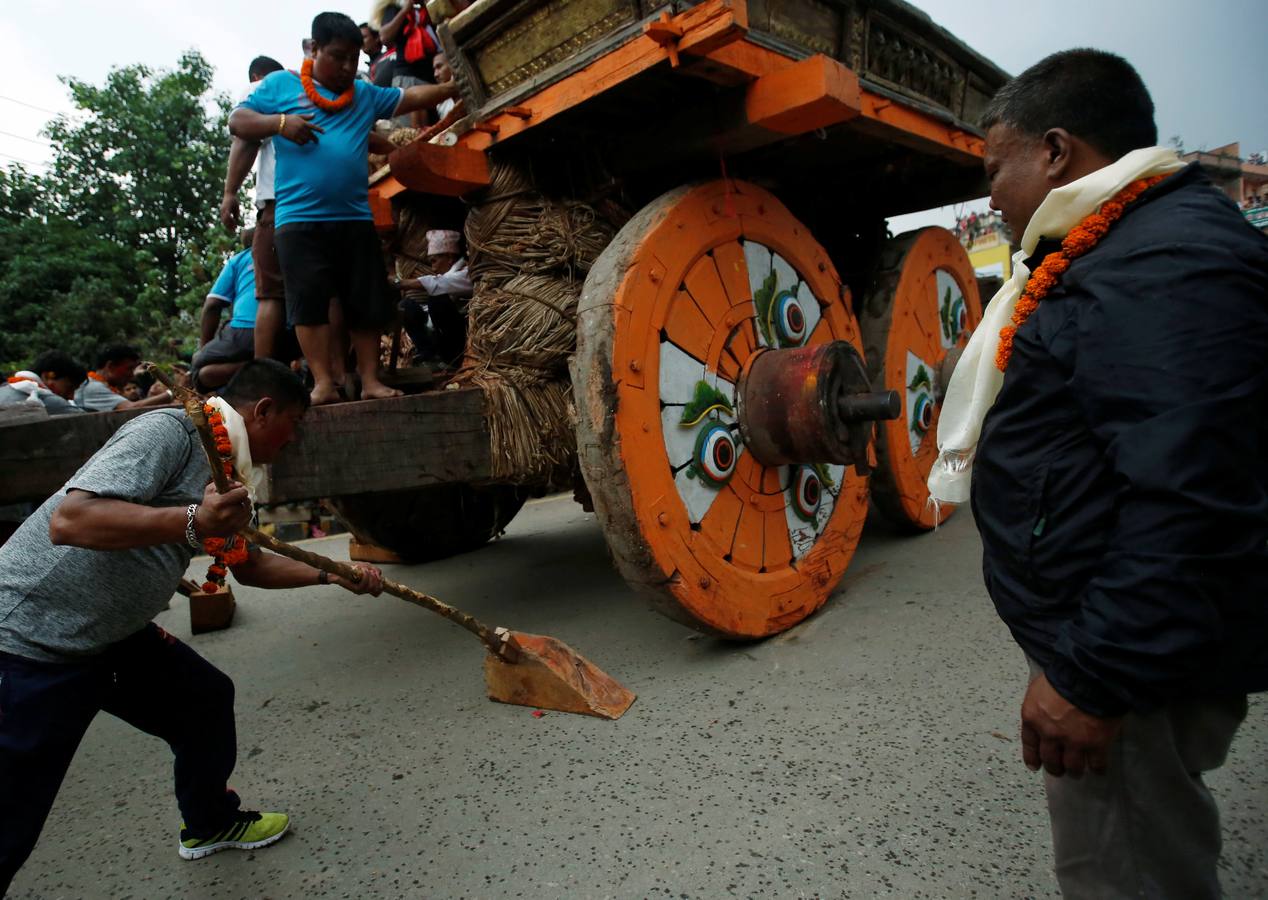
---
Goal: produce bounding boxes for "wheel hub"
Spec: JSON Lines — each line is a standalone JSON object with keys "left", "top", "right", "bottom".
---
{"left": 737, "top": 342, "right": 899, "bottom": 475}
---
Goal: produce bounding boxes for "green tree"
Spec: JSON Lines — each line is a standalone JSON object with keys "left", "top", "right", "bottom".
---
{"left": 0, "top": 50, "right": 238, "bottom": 370}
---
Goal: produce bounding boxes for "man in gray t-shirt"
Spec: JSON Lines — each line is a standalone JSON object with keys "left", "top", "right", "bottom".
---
{"left": 0, "top": 360, "right": 384, "bottom": 892}
{"left": 73, "top": 344, "right": 177, "bottom": 413}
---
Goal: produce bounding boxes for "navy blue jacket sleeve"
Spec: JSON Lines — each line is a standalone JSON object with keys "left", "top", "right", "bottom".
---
{"left": 1045, "top": 239, "right": 1268, "bottom": 716}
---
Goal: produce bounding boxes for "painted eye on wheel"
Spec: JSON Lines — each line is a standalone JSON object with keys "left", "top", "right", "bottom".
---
{"left": 693, "top": 422, "right": 737, "bottom": 486}
{"left": 773, "top": 291, "right": 808, "bottom": 346}
{"left": 951, "top": 298, "right": 967, "bottom": 337}
{"left": 912, "top": 393, "right": 934, "bottom": 435}
{"left": 792, "top": 466, "right": 822, "bottom": 522}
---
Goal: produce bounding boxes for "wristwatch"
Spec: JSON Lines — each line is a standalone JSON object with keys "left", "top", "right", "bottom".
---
{"left": 317, "top": 570, "right": 330, "bottom": 585}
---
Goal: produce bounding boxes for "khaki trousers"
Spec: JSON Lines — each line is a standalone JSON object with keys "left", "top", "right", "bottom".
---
{"left": 1026, "top": 659, "right": 1247, "bottom": 899}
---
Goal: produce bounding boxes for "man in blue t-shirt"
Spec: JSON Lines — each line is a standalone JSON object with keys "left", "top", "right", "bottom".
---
{"left": 229, "top": 11, "right": 456, "bottom": 405}
{"left": 192, "top": 230, "right": 260, "bottom": 391}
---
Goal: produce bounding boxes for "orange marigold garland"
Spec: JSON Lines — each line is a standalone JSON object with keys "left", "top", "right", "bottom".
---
{"left": 299, "top": 58, "right": 355, "bottom": 113}
{"left": 86, "top": 370, "right": 122, "bottom": 396}
{"left": 995, "top": 172, "right": 1172, "bottom": 372}
{"left": 201, "top": 403, "right": 249, "bottom": 592}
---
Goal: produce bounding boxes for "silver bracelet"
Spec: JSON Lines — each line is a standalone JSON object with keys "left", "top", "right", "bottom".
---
{"left": 185, "top": 503, "right": 201, "bottom": 549}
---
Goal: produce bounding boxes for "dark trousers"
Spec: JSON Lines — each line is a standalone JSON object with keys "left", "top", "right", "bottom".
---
{"left": 1026, "top": 658, "right": 1248, "bottom": 899}
{"left": 0, "top": 624, "right": 240, "bottom": 894}
{"left": 400, "top": 295, "right": 467, "bottom": 366}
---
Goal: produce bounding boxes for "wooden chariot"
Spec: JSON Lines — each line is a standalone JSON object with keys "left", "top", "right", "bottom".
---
{"left": 0, "top": 0, "right": 1005, "bottom": 639}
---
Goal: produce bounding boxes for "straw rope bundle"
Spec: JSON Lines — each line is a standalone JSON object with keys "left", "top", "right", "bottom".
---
{"left": 456, "top": 160, "right": 621, "bottom": 481}
{"left": 394, "top": 201, "right": 438, "bottom": 294}
{"left": 464, "top": 163, "right": 617, "bottom": 287}
{"left": 466, "top": 275, "right": 579, "bottom": 375}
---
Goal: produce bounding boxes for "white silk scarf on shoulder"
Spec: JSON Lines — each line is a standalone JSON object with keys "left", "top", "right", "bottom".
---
{"left": 926, "top": 146, "right": 1186, "bottom": 505}
{"left": 205, "top": 395, "right": 265, "bottom": 502}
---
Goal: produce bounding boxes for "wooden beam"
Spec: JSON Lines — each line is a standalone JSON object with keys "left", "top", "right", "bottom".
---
{"left": 369, "top": 176, "right": 406, "bottom": 230}
{"left": 266, "top": 389, "right": 493, "bottom": 501}
{"left": 745, "top": 54, "right": 860, "bottom": 135}
{"left": 388, "top": 140, "right": 491, "bottom": 197}
{"left": 0, "top": 406, "right": 156, "bottom": 504}
{"left": 857, "top": 89, "right": 985, "bottom": 163}
{"left": 0, "top": 390, "right": 496, "bottom": 507}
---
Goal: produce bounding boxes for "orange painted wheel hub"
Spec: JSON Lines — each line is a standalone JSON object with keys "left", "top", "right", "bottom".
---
{"left": 572, "top": 180, "right": 870, "bottom": 638}
{"left": 861, "top": 227, "right": 984, "bottom": 532}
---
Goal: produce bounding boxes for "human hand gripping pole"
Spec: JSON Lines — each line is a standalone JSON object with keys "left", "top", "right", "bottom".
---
{"left": 147, "top": 366, "right": 637, "bottom": 719}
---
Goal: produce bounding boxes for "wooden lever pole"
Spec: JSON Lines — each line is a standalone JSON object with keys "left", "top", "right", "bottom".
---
{"left": 147, "top": 366, "right": 515, "bottom": 661}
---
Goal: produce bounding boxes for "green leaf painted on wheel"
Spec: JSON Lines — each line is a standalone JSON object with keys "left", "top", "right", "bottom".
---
{"left": 811, "top": 462, "right": 835, "bottom": 489}
{"left": 908, "top": 364, "right": 932, "bottom": 393}
{"left": 939, "top": 285, "right": 955, "bottom": 341}
{"left": 680, "top": 380, "right": 733, "bottom": 426}
{"left": 753, "top": 271, "right": 778, "bottom": 345}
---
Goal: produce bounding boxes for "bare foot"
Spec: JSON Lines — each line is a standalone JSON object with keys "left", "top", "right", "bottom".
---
{"left": 310, "top": 382, "right": 342, "bottom": 406}
{"left": 361, "top": 379, "right": 403, "bottom": 400}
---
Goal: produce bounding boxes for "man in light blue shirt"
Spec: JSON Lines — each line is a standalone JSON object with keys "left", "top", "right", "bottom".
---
{"left": 229, "top": 11, "right": 456, "bottom": 405}
{"left": 192, "top": 230, "right": 260, "bottom": 390}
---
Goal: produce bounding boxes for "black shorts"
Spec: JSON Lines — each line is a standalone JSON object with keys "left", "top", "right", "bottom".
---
{"left": 191, "top": 325, "right": 254, "bottom": 375}
{"left": 274, "top": 220, "right": 394, "bottom": 330}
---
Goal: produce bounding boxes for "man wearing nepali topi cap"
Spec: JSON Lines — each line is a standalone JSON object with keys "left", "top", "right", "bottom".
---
{"left": 396, "top": 228, "right": 472, "bottom": 368}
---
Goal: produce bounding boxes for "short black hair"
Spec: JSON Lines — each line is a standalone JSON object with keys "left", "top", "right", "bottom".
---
{"left": 218, "top": 359, "right": 310, "bottom": 413}
{"left": 982, "top": 49, "right": 1157, "bottom": 161}
{"left": 359, "top": 21, "right": 378, "bottom": 34}
{"left": 312, "top": 12, "right": 363, "bottom": 47}
{"left": 241, "top": 227, "right": 256, "bottom": 249}
{"left": 248, "top": 55, "right": 283, "bottom": 81}
{"left": 97, "top": 345, "right": 141, "bottom": 368}
{"left": 30, "top": 350, "right": 86, "bottom": 385}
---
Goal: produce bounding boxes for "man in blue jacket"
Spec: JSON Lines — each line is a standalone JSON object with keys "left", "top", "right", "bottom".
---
{"left": 934, "top": 49, "right": 1268, "bottom": 897}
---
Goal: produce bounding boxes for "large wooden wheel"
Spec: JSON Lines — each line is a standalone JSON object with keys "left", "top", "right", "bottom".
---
{"left": 861, "top": 227, "right": 982, "bottom": 531}
{"left": 572, "top": 180, "right": 870, "bottom": 639}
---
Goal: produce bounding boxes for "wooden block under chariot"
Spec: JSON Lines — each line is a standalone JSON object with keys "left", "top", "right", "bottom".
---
{"left": 189, "top": 585, "right": 237, "bottom": 634}
{"left": 349, "top": 537, "right": 404, "bottom": 564}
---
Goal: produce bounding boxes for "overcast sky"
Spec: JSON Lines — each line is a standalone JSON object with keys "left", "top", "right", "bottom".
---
{"left": 1, "top": 0, "right": 1263, "bottom": 226}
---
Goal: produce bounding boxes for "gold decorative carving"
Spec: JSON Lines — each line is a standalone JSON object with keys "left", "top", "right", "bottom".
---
{"left": 864, "top": 16, "right": 963, "bottom": 114}
{"left": 473, "top": 0, "right": 635, "bottom": 98}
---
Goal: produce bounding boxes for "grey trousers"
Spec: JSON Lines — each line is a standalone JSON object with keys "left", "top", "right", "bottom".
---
{"left": 1026, "top": 661, "right": 1248, "bottom": 899}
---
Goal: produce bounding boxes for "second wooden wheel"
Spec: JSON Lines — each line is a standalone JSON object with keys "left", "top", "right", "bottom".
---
{"left": 573, "top": 180, "right": 870, "bottom": 639}
{"left": 861, "top": 227, "right": 983, "bottom": 531}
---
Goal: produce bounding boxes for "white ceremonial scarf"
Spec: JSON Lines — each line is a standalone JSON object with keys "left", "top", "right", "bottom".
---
{"left": 6, "top": 371, "right": 72, "bottom": 408}
{"left": 926, "top": 146, "right": 1187, "bottom": 504}
{"left": 205, "top": 395, "right": 265, "bottom": 501}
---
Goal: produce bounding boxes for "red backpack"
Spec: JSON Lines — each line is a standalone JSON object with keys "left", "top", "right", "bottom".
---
{"left": 402, "top": 7, "right": 438, "bottom": 64}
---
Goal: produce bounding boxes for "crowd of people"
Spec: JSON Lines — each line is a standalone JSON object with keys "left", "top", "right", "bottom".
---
{"left": 2, "top": 5, "right": 471, "bottom": 419}
{"left": 953, "top": 208, "right": 1009, "bottom": 245}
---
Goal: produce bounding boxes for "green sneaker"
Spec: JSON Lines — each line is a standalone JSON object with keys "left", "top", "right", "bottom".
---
{"left": 178, "top": 810, "right": 290, "bottom": 860}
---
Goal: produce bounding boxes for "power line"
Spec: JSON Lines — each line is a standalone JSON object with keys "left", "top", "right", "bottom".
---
{"left": 0, "top": 150, "right": 48, "bottom": 169}
{"left": 0, "top": 129, "right": 52, "bottom": 146}
{"left": 0, "top": 95, "right": 62, "bottom": 116}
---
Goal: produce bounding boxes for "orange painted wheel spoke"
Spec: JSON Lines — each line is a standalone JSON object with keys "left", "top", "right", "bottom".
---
{"left": 664, "top": 289, "right": 717, "bottom": 363}
{"left": 683, "top": 254, "right": 734, "bottom": 326}
{"left": 712, "top": 241, "right": 752, "bottom": 307}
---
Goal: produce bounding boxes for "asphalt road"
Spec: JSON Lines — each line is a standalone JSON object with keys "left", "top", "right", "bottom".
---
{"left": 10, "top": 496, "right": 1266, "bottom": 898}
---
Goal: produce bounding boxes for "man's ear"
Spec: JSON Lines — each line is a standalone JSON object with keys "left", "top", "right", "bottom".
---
{"left": 1042, "top": 128, "right": 1075, "bottom": 182}
{"left": 251, "top": 396, "right": 275, "bottom": 422}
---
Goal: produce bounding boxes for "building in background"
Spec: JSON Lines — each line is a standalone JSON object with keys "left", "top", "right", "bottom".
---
{"left": 953, "top": 210, "right": 1013, "bottom": 279}
{"left": 1181, "top": 142, "right": 1268, "bottom": 232}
